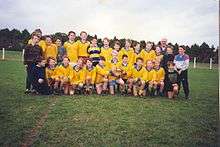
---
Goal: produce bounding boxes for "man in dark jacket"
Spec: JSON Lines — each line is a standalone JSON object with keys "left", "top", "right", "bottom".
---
{"left": 24, "top": 33, "right": 43, "bottom": 93}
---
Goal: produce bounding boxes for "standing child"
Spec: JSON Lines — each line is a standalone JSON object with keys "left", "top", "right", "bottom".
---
{"left": 166, "top": 62, "right": 179, "bottom": 99}
{"left": 77, "top": 31, "right": 90, "bottom": 63}
{"left": 55, "top": 38, "right": 66, "bottom": 65}
{"left": 140, "top": 41, "right": 156, "bottom": 66}
{"left": 100, "top": 37, "right": 112, "bottom": 62}
{"left": 132, "top": 42, "right": 142, "bottom": 65}
{"left": 44, "top": 35, "right": 58, "bottom": 59}
{"left": 118, "top": 39, "right": 134, "bottom": 63}
{"left": 87, "top": 37, "right": 101, "bottom": 66}
{"left": 32, "top": 56, "right": 51, "bottom": 95}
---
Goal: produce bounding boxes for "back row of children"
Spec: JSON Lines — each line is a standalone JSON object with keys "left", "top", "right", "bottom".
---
{"left": 24, "top": 29, "right": 190, "bottom": 99}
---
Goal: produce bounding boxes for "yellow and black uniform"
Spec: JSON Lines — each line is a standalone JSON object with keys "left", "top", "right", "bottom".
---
{"left": 142, "top": 68, "right": 156, "bottom": 83}
{"left": 95, "top": 64, "right": 109, "bottom": 84}
{"left": 77, "top": 40, "right": 90, "bottom": 57}
{"left": 154, "top": 67, "right": 165, "bottom": 82}
{"left": 116, "top": 62, "right": 132, "bottom": 80}
{"left": 71, "top": 66, "right": 85, "bottom": 85}
{"left": 44, "top": 43, "right": 58, "bottom": 59}
{"left": 140, "top": 50, "right": 156, "bottom": 65}
{"left": 54, "top": 64, "right": 73, "bottom": 82}
{"left": 63, "top": 41, "right": 78, "bottom": 63}
{"left": 46, "top": 67, "right": 56, "bottom": 80}
{"left": 100, "top": 47, "right": 112, "bottom": 62}
{"left": 88, "top": 47, "right": 101, "bottom": 66}
{"left": 83, "top": 66, "right": 97, "bottom": 84}
{"left": 28, "top": 39, "right": 46, "bottom": 53}
{"left": 118, "top": 48, "right": 134, "bottom": 63}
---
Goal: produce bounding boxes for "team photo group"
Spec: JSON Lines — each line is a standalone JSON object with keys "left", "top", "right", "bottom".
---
{"left": 24, "top": 29, "right": 190, "bottom": 99}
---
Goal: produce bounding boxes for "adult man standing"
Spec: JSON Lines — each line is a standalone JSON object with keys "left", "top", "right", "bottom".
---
{"left": 174, "top": 46, "right": 190, "bottom": 99}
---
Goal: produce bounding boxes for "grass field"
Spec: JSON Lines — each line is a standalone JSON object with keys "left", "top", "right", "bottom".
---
{"left": 0, "top": 51, "right": 219, "bottom": 147}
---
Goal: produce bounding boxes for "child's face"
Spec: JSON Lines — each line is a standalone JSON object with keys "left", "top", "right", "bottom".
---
{"left": 99, "top": 60, "right": 104, "bottom": 66}
{"left": 32, "top": 36, "right": 40, "bottom": 44}
{"left": 46, "top": 37, "right": 52, "bottom": 45}
{"left": 125, "top": 41, "right": 131, "bottom": 48}
{"left": 40, "top": 60, "right": 47, "bottom": 67}
{"left": 155, "top": 47, "right": 161, "bottom": 54}
{"left": 103, "top": 39, "right": 109, "bottom": 47}
{"left": 49, "top": 59, "right": 56, "bottom": 67}
{"left": 80, "top": 32, "right": 87, "bottom": 40}
{"left": 122, "top": 57, "right": 128, "bottom": 64}
{"left": 77, "top": 59, "right": 83, "bottom": 67}
{"left": 114, "top": 44, "right": 120, "bottom": 51}
{"left": 63, "top": 58, "right": 70, "bottom": 66}
{"left": 166, "top": 48, "right": 173, "bottom": 54}
{"left": 86, "top": 60, "right": 93, "bottom": 67}
{"left": 55, "top": 39, "right": 62, "bottom": 47}
{"left": 134, "top": 44, "right": 140, "bottom": 52}
{"left": 168, "top": 64, "right": 174, "bottom": 70}
{"left": 91, "top": 39, "right": 97, "bottom": 46}
{"left": 146, "top": 61, "right": 153, "bottom": 69}
{"left": 146, "top": 43, "right": 152, "bottom": 50}
{"left": 154, "top": 61, "right": 160, "bottom": 68}
{"left": 178, "top": 47, "right": 185, "bottom": 55}
{"left": 136, "top": 59, "right": 143, "bottom": 67}
{"left": 68, "top": 33, "right": 75, "bottom": 41}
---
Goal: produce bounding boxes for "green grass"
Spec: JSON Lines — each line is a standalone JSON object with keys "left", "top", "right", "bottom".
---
{"left": 0, "top": 51, "right": 219, "bottom": 146}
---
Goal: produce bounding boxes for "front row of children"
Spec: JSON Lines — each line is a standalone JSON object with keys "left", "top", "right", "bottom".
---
{"left": 30, "top": 54, "right": 179, "bottom": 99}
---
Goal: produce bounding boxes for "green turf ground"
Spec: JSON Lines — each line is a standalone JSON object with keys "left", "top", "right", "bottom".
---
{"left": 0, "top": 51, "right": 219, "bottom": 146}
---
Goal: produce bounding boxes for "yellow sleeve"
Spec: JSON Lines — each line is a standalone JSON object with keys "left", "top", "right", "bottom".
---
{"left": 160, "top": 68, "right": 165, "bottom": 81}
{"left": 91, "top": 68, "right": 97, "bottom": 84}
{"left": 80, "top": 68, "right": 86, "bottom": 84}
{"left": 152, "top": 70, "right": 157, "bottom": 81}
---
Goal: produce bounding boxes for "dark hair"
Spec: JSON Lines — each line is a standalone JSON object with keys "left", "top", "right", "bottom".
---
{"left": 68, "top": 31, "right": 76, "bottom": 36}
{"left": 45, "top": 35, "right": 52, "bottom": 39}
{"left": 99, "top": 56, "right": 106, "bottom": 61}
{"left": 47, "top": 57, "right": 56, "bottom": 64}
{"left": 166, "top": 45, "right": 174, "bottom": 50}
{"left": 63, "top": 56, "right": 70, "bottom": 61}
{"left": 179, "top": 45, "right": 186, "bottom": 50}
{"left": 114, "top": 41, "right": 121, "bottom": 47}
{"left": 132, "top": 41, "right": 140, "bottom": 48}
{"left": 136, "top": 57, "right": 143, "bottom": 62}
{"left": 34, "top": 29, "right": 42, "bottom": 34}
{"left": 122, "top": 54, "right": 128, "bottom": 59}
{"left": 31, "top": 32, "right": 40, "bottom": 39}
{"left": 35, "top": 56, "right": 44, "bottom": 63}
{"left": 167, "top": 61, "right": 175, "bottom": 67}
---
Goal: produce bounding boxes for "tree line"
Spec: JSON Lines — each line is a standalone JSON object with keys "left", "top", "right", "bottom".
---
{"left": 0, "top": 28, "right": 218, "bottom": 63}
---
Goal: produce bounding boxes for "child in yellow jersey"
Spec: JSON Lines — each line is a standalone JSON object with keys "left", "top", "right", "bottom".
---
{"left": 132, "top": 42, "right": 142, "bottom": 65}
{"left": 140, "top": 41, "right": 156, "bottom": 66}
{"left": 63, "top": 31, "right": 78, "bottom": 65}
{"left": 106, "top": 50, "right": 124, "bottom": 95}
{"left": 83, "top": 59, "right": 97, "bottom": 94}
{"left": 54, "top": 57, "right": 73, "bottom": 95}
{"left": 109, "top": 41, "right": 121, "bottom": 61}
{"left": 95, "top": 56, "right": 109, "bottom": 95}
{"left": 116, "top": 54, "right": 133, "bottom": 94}
{"left": 77, "top": 31, "right": 90, "bottom": 62}
{"left": 131, "top": 57, "right": 145, "bottom": 97}
{"left": 100, "top": 37, "right": 112, "bottom": 62}
{"left": 70, "top": 58, "right": 85, "bottom": 95}
{"left": 142, "top": 60, "right": 157, "bottom": 96}
{"left": 154, "top": 60, "right": 165, "bottom": 96}
{"left": 44, "top": 36, "right": 58, "bottom": 59}
{"left": 45, "top": 57, "right": 57, "bottom": 90}
{"left": 118, "top": 39, "right": 134, "bottom": 64}
{"left": 155, "top": 45, "right": 164, "bottom": 63}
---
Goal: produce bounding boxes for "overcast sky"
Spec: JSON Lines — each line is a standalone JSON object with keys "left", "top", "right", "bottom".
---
{"left": 0, "top": 0, "right": 219, "bottom": 46}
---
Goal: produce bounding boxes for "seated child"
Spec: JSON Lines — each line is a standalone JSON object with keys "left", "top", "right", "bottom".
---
{"left": 95, "top": 56, "right": 109, "bottom": 95}
{"left": 54, "top": 56, "right": 73, "bottom": 95}
{"left": 154, "top": 60, "right": 165, "bottom": 96}
{"left": 32, "top": 56, "right": 51, "bottom": 95}
{"left": 166, "top": 61, "right": 179, "bottom": 99}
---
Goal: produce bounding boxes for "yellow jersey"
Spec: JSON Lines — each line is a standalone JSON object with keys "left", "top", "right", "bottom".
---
{"left": 71, "top": 66, "right": 85, "bottom": 85}
{"left": 100, "top": 47, "right": 113, "bottom": 62}
{"left": 140, "top": 50, "right": 156, "bottom": 65}
{"left": 83, "top": 66, "right": 97, "bottom": 84}
{"left": 131, "top": 65, "right": 145, "bottom": 79}
{"left": 63, "top": 41, "right": 78, "bottom": 63}
{"left": 116, "top": 62, "right": 132, "bottom": 79}
{"left": 154, "top": 67, "right": 165, "bottom": 82}
{"left": 95, "top": 64, "right": 109, "bottom": 84}
{"left": 44, "top": 44, "right": 58, "bottom": 59}
{"left": 77, "top": 40, "right": 90, "bottom": 57}
{"left": 45, "top": 67, "right": 56, "bottom": 80}
{"left": 142, "top": 68, "right": 156, "bottom": 82}
{"left": 118, "top": 47, "right": 134, "bottom": 63}
{"left": 54, "top": 64, "right": 73, "bottom": 81}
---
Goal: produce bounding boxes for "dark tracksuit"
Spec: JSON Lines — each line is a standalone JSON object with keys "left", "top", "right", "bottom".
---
{"left": 32, "top": 65, "right": 51, "bottom": 95}
{"left": 23, "top": 44, "right": 43, "bottom": 90}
